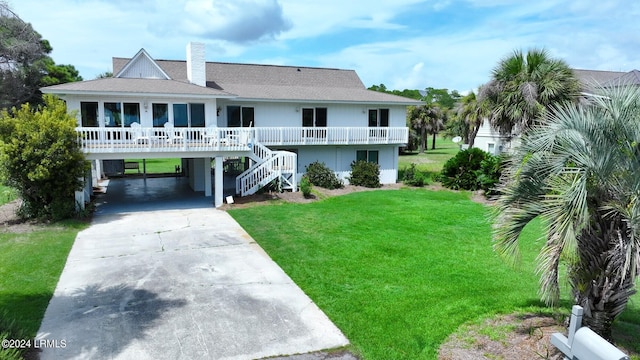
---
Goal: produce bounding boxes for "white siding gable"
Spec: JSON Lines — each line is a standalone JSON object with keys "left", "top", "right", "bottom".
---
{"left": 116, "top": 49, "right": 170, "bottom": 80}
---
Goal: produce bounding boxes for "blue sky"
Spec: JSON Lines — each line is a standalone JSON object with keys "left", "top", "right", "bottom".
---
{"left": 9, "top": 0, "right": 640, "bottom": 94}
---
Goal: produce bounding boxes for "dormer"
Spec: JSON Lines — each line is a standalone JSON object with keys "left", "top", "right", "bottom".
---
{"left": 115, "top": 48, "right": 171, "bottom": 79}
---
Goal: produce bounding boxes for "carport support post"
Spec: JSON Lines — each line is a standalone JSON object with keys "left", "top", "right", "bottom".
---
{"left": 204, "top": 157, "right": 212, "bottom": 197}
{"left": 214, "top": 156, "right": 223, "bottom": 207}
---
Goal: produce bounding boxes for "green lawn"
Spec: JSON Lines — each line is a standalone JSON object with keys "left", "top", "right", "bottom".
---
{"left": 124, "top": 158, "right": 182, "bottom": 174}
{"left": 399, "top": 137, "right": 460, "bottom": 181}
{"left": 229, "top": 189, "right": 640, "bottom": 359}
{"left": 0, "top": 221, "right": 86, "bottom": 358}
{"left": 0, "top": 185, "right": 17, "bottom": 206}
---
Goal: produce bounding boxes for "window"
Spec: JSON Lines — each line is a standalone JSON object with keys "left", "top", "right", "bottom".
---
{"left": 173, "top": 104, "right": 188, "bottom": 127}
{"left": 302, "top": 107, "right": 327, "bottom": 127}
{"left": 102, "top": 102, "right": 140, "bottom": 127}
{"left": 152, "top": 103, "right": 168, "bottom": 127}
{"left": 368, "top": 109, "right": 389, "bottom": 127}
{"left": 190, "top": 103, "right": 205, "bottom": 127}
{"left": 80, "top": 102, "right": 98, "bottom": 127}
{"left": 123, "top": 103, "right": 140, "bottom": 127}
{"left": 356, "top": 150, "right": 379, "bottom": 164}
{"left": 487, "top": 143, "right": 496, "bottom": 155}
{"left": 227, "top": 106, "right": 254, "bottom": 127}
{"left": 172, "top": 103, "right": 206, "bottom": 127}
{"left": 104, "top": 102, "right": 122, "bottom": 127}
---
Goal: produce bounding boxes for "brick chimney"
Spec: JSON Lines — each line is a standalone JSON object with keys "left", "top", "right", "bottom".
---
{"left": 186, "top": 42, "right": 206, "bottom": 87}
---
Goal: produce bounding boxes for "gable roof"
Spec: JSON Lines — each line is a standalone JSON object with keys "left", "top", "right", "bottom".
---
{"left": 113, "top": 57, "right": 422, "bottom": 105}
{"left": 115, "top": 48, "right": 171, "bottom": 80}
{"left": 45, "top": 46, "right": 422, "bottom": 105}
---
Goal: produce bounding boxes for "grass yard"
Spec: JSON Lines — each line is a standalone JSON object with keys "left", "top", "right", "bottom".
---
{"left": 0, "top": 221, "right": 86, "bottom": 358}
{"left": 124, "top": 158, "right": 182, "bottom": 175}
{"left": 0, "top": 185, "right": 17, "bottom": 206}
{"left": 399, "top": 137, "right": 460, "bottom": 181}
{"left": 229, "top": 189, "right": 640, "bottom": 359}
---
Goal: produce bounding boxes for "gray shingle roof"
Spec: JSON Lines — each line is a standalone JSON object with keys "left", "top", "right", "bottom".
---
{"left": 113, "top": 57, "right": 422, "bottom": 105}
{"left": 41, "top": 77, "right": 235, "bottom": 97}
{"left": 602, "top": 69, "right": 640, "bottom": 87}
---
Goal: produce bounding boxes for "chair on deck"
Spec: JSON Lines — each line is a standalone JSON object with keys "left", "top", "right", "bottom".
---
{"left": 164, "top": 122, "right": 185, "bottom": 144}
{"left": 202, "top": 126, "right": 219, "bottom": 145}
{"left": 130, "top": 122, "right": 150, "bottom": 144}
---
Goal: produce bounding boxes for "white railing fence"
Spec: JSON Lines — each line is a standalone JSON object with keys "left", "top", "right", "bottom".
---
{"left": 236, "top": 150, "right": 297, "bottom": 196}
{"left": 75, "top": 127, "right": 253, "bottom": 153}
{"left": 253, "top": 127, "right": 408, "bottom": 146}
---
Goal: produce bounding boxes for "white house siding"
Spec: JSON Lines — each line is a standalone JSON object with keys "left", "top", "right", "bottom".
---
{"left": 473, "top": 121, "right": 510, "bottom": 155}
{"left": 275, "top": 145, "right": 399, "bottom": 185}
{"left": 216, "top": 101, "right": 408, "bottom": 128}
{"left": 64, "top": 96, "right": 218, "bottom": 128}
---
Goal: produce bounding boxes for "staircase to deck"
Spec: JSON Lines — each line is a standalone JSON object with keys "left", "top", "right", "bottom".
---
{"left": 236, "top": 141, "right": 297, "bottom": 196}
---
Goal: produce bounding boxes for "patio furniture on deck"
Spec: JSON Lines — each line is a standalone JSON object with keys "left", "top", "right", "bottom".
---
{"left": 164, "top": 122, "right": 185, "bottom": 144}
{"left": 130, "top": 122, "right": 150, "bottom": 144}
{"left": 202, "top": 127, "right": 219, "bottom": 145}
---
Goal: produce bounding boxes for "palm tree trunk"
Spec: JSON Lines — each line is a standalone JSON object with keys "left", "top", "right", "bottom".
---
{"left": 420, "top": 127, "right": 426, "bottom": 153}
{"left": 572, "top": 217, "right": 637, "bottom": 341}
{"left": 468, "top": 121, "right": 481, "bottom": 148}
{"left": 431, "top": 132, "right": 436, "bottom": 150}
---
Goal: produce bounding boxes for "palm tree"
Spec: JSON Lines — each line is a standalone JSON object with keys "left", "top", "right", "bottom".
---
{"left": 409, "top": 104, "right": 445, "bottom": 152}
{"left": 481, "top": 49, "right": 580, "bottom": 138}
{"left": 451, "top": 91, "right": 490, "bottom": 147}
{"left": 492, "top": 84, "right": 640, "bottom": 340}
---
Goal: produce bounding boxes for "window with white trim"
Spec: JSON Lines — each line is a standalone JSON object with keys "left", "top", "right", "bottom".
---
{"left": 368, "top": 109, "right": 389, "bottom": 127}
{"left": 356, "top": 150, "right": 379, "bottom": 164}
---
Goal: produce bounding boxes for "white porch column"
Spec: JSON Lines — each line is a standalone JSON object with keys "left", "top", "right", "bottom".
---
{"left": 214, "top": 156, "right": 224, "bottom": 207}
{"left": 204, "top": 157, "right": 212, "bottom": 197}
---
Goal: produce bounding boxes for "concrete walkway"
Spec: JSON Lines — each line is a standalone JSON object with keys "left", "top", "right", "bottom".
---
{"left": 37, "top": 203, "right": 348, "bottom": 359}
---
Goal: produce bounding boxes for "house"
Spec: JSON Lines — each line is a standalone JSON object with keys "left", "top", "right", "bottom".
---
{"left": 472, "top": 69, "right": 640, "bottom": 155}
{"left": 41, "top": 42, "right": 422, "bottom": 208}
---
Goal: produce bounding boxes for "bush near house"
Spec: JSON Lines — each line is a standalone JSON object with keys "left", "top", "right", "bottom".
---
{"left": 300, "top": 175, "right": 312, "bottom": 198}
{"left": 440, "top": 147, "right": 502, "bottom": 194}
{"left": 0, "top": 95, "right": 87, "bottom": 220}
{"left": 402, "top": 163, "right": 427, "bottom": 187}
{"left": 305, "top": 161, "right": 344, "bottom": 189}
{"left": 348, "top": 160, "right": 381, "bottom": 188}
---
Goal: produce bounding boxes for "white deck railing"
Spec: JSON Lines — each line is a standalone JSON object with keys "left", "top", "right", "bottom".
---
{"left": 74, "top": 127, "right": 253, "bottom": 154}
{"left": 254, "top": 127, "right": 408, "bottom": 146}
{"left": 74, "top": 126, "right": 408, "bottom": 154}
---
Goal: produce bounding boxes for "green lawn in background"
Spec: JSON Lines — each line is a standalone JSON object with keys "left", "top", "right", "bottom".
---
{"left": 0, "top": 221, "right": 86, "bottom": 339}
{"left": 0, "top": 185, "right": 18, "bottom": 206}
{"left": 399, "top": 137, "right": 460, "bottom": 181}
{"left": 229, "top": 189, "right": 640, "bottom": 359}
{"left": 123, "top": 158, "right": 182, "bottom": 174}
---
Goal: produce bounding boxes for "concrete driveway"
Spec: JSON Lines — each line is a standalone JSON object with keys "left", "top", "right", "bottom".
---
{"left": 37, "top": 207, "right": 348, "bottom": 359}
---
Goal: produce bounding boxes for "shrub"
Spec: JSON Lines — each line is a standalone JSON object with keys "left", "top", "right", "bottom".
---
{"left": 0, "top": 95, "right": 87, "bottom": 220}
{"left": 300, "top": 176, "right": 312, "bottom": 198}
{"left": 348, "top": 160, "right": 381, "bottom": 188}
{"left": 440, "top": 147, "right": 502, "bottom": 192}
{"left": 402, "top": 163, "right": 427, "bottom": 187}
{"left": 305, "top": 161, "right": 343, "bottom": 189}
{"left": 477, "top": 154, "right": 503, "bottom": 195}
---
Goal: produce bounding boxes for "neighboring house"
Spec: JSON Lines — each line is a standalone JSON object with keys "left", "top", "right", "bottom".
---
{"left": 41, "top": 43, "right": 421, "bottom": 207}
{"left": 473, "top": 69, "right": 640, "bottom": 155}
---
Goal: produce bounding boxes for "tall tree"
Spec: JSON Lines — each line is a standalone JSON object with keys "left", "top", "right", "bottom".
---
{"left": 423, "top": 87, "right": 461, "bottom": 110}
{"left": 408, "top": 104, "right": 446, "bottom": 152}
{"left": 492, "top": 85, "right": 640, "bottom": 340}
{"left": 0, "top": 2, "right": 82, "bottom": 110}
{"left": 481, "top": 49, "right": 580, "bottom": 137}
{"left": 449, "top": 91, "right": 490, "bottom": 147}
